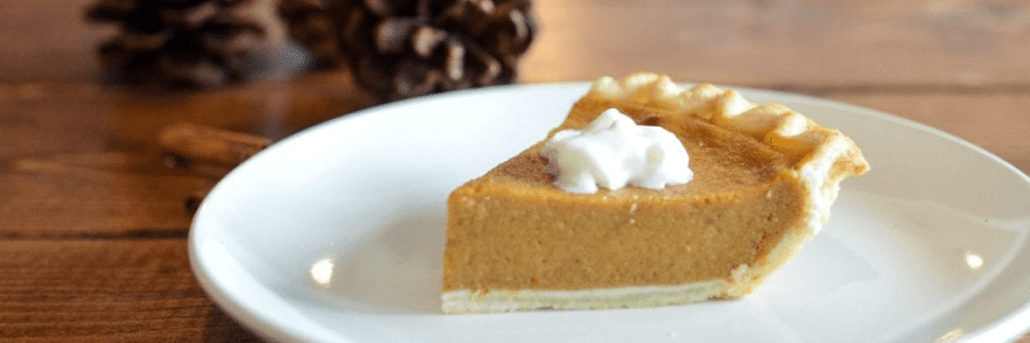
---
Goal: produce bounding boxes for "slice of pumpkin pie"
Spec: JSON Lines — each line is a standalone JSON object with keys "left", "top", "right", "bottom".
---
{"left": 441, "top": 73, "right": 869, "bottom": 314}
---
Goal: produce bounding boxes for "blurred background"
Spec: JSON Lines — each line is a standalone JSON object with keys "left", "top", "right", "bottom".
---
{"left": 2, "top": 0, "right": 1027, "bottom": 169}
{"left": 1, "top": 0, "right": 1029, "bottom": 341}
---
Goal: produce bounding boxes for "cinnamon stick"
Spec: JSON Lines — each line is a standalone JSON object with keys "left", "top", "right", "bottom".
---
{"left": 159, "top": 123, "right": 271, "bottom": 168}
{"left": 184, "top": 189, "right": 209, "bottom": 213}
{"left": 159, "top": 123, "right": 272, "bottom": 213}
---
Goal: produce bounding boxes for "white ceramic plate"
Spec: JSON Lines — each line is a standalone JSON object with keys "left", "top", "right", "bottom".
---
{"left": 189, "top": 83, "right": 1030, "bottom": 343}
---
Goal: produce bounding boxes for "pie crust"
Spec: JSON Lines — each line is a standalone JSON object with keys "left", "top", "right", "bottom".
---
{"left": 441, "top": 73, "right": 870, "bottom": 314}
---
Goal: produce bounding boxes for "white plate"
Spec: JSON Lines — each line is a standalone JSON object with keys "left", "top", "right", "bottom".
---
{"left": 189, "top": 83, "right": 1030, "bottom": 343}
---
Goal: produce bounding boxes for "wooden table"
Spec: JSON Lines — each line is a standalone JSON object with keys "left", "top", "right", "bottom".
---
{"left": 2, "top": 0, "right": 1029, "bottom": 341}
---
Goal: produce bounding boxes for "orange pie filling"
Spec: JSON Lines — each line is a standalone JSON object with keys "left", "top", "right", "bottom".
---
{"left": 441, "top": 73, "right": 869, "bottom": 314}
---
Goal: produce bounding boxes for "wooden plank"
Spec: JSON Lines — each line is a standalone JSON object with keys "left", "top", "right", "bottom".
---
{"left": 0, "top": 0, "right": 108, "bottom": 83}
{"left": 0, "top": 77, "right": 374, "bottom": 237}
{"left": 526, "top": 0, "right": 1030, "bottom": 85}
{"left": 2, "top": 0, "right": 1029, "bottom": 86}
{"left": 823, "top": 92, "right": 1030, "bottom": 173}
{"left": 0, "top": 240, "right": 260, "bottom": 342}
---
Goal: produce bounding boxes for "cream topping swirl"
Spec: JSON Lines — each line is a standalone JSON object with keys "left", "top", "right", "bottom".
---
{"left": 541, "top": 108, "right": 693, "bottom": 194}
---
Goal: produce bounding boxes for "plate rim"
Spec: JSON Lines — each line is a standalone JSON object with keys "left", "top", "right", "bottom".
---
{"left": 188, "top": 81, "right": 1030, "bottom": 343}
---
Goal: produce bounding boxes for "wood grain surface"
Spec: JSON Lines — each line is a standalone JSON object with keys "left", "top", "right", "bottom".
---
{"left": 1, "top": 0, "right": 1029, "bottom": 341}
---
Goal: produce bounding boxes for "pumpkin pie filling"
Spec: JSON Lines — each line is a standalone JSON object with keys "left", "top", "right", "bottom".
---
{"left": 441, "top": 73, "right": 869, "bottom": 313}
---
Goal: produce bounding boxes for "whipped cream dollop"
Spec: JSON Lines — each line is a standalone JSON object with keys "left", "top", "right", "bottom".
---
{"left": 541, "top": 108, "right": 693, "bottom": 194}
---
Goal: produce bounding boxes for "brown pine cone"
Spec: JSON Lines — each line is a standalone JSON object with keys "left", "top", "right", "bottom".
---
{"left": 277, "top": 0, "right": 340, "bottom": 63}
{"left": 279, "top": 0, "right": 537, "bottom": 101}
{"left": 85, "top": 0, "right": 269, "bottom": 89}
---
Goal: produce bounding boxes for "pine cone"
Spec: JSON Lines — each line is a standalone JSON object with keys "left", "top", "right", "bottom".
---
{"left": 85, "top": 0, "right": 268, "bottom": 89}
{"left": 279, "top": 0, "right": 537, "bottom": 101}
{"left": 277, "top": 0, "right": 340, "bottom": 63}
